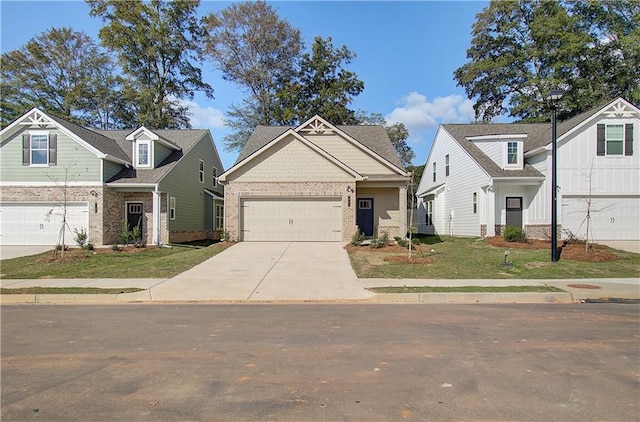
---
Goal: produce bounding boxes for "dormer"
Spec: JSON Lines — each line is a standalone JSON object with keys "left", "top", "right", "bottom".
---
{"left": 126, "top": 126, "right": 180, "bottom": 169}
{"left": 467, "top": 134, "right": 527, "bottom": 171}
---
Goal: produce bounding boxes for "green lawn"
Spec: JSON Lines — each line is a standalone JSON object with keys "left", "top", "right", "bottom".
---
{"left": 0, "top": 287, "right": 145, "bottom": 294}
{"left": 348, "top": 236, "right": 640, "bottom": 279}
{"left": 0, "top": 244, "right": 229, "bottom": 279}
{"left": 369, "top": 285, "right": 565, "bottom": 293}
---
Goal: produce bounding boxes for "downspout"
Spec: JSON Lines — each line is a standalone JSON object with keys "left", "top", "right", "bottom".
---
{"left": 152, "top": 185, "right": 161, "bottom": 246}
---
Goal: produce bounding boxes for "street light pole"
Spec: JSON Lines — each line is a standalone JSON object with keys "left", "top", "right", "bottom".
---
{"left": 547, "top": 89, "right": 563, "bottom": 262}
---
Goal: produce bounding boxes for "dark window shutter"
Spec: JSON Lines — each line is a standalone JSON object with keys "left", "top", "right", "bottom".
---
{"left": 596, "top": 124, "right": 605, "bottom": 156}
{"left": 625, "top": 123, "right": 633, "bottom": 156}
{"left": 22, "top": 134, "right": 30, "bottom": 165}
{"left": 48, "top": 134, "right": 57, "bottom": 165}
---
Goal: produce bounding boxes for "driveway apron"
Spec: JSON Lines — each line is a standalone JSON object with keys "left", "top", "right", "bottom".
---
{"left": 138, "top": 242, "right": 374, "bottom": 302}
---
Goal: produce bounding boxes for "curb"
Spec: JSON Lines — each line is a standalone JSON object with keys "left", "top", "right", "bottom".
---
{"left": 374, "top": 292, "right": 574, "bottom": 304}
{"left": 2, "top": 291, "right": 575, "bottom": 304}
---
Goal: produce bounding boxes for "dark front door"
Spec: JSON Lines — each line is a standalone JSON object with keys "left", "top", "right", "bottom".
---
{"left": 356, "top": 198, "right": 374, "bottom": 236}
{"left": 505, "top": 197, "right": 522, "bottom": 229}
{"left": 127, "top": 202, "right": 143, "bottom": 232}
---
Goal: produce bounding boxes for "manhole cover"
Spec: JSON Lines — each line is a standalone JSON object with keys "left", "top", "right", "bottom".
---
{"left": 567, "top": 283, "right": 602, "bottom": 289}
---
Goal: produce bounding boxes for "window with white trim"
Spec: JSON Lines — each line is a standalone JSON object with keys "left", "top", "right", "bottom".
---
{"left": 213, "top": 166, "right": 218, "bottom": 187}
{"left": 445, "top": 154, "right": 450, "bottom": 177}
{"left": 507, "top": 142, "right": 518, "bottom": 164}
{"left": 199, "top": 160, "right": 205, "bottom": 183}
{"left": 169, "top": 197, "right": 176, "bottom": 220}
{"left": 215, "top": 204, "right": 224, "bottom": 230}
{"left": 22, "top": 131, "right": 56, "bottom": 166}
{"left": 472, "top": 192, "right": 478, "bottom": 214}
{"left": 597, "top": 123, "right": 634, "bottom": 156}
{"left": 503, "top": 140, "right": 522, "bottom": 169}
{"left": 136, "top": 140, "right": 151, "bottom": 168}
{"left": 425, "top": 200, "right": 433, "bottom": 226}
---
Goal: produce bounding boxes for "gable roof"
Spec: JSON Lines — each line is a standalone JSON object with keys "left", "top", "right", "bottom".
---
{"left": 97, "top": 129, "right": 210, "bottom": 184}
{"left": 233, "top": 116, "right": 405, "bottom": 172}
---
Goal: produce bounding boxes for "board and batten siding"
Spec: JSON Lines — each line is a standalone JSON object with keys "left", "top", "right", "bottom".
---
{"left": 557, "top": 117, "right": 639, "bottom": 196}
{"left": 230, "top": 136, "right": 354, "bottom": 182}
{"left": 305, "top": 134, "right": 396, "bottom": 175}
{"left": 525, "top": 152, "right": 549, "bottom": 225}
{"left": 158, "top": 133, "right": 223, "bottom": 232}
{"left": 0, "top": 126, "right": 101, "bottom": 183}
{"left": 418, "top": 128, "right": 490, "bottom": 237}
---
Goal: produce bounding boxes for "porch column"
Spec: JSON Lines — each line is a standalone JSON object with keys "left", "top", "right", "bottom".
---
{"left": 486, "top": 185, "right": 496, "bottom": 237}
{"left": 399, "top": 185, "right": 408, "bottom": 237}
{"left": 152, "top": 190, "right": 161, "bottom": 245}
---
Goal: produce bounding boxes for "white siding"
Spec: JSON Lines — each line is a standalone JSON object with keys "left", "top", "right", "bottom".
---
{"left": 473, "top": 140, "right": 503, "bottom": 167}
{"left": 417, "top": 128, "right": 490, "bottom": 236}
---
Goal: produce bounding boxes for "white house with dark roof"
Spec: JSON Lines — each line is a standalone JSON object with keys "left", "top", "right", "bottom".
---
{"left": 416, "top": 97, "right": 639, "bottom": 243}
{"left": 219, "top": 115, "right": 410, "bottom": 242}
{"left": 0, "top": 108, "right": 224, "bottom": 246}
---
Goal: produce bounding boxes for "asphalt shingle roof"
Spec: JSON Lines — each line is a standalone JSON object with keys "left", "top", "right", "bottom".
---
{"left": 235, "top": 123, "right": 404, "bottom": 170}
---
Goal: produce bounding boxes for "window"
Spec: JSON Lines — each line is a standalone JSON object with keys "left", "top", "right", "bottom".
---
{"left": 358, "top": 199, "right": 372, "bottom": 209}
{"left": 213, "top": 166, "right": 218, "bottom": 187}
{"left": 199, "top": 160, "right": 205, "bottom": 183}
{"left": 22, "top": 132, "right": 56, "bottom": 166}
{"left": 425, "top": 200, "right": 433, "bottom": 226}
{"left": 597, "top": 123, "right": 634, "bottom": 156}
{"left": 216, "top": 204, "right": 224, "bottom": 230}
{"left": 445, "top": 154, "right": 450, "bottom": 177}
{"left": 472, "top": 192, "right": 478, "bottom": 214}
{"left": 169, "top": 197, "right": 176, "bottom": 220}
{"left": 432, "top": 162, "right": 436, "bottom": 182}
{"left": 507, "top": 141, "right": 518, "bottom": 165}
{"left": 136, "top": 140, "right": 151, "bottom": 167}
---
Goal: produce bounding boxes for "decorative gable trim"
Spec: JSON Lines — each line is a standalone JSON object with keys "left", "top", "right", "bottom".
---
{"left": 219, "top": 128, "right": 363, "bottom": 182}
{"left": 295, "top": 115, "right": 408, "bottom": 176}
{"left": 558, "top": 98, "right": 640, "bottom": 143}
{"left": 0, "top": 107, "right": 104, "bottom": 158}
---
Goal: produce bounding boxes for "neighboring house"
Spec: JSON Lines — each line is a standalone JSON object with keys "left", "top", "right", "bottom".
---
{"left": 0, "top": 108, "right": 224, "bottom": 246}
{"left": 416, "top": 97, "right": 639, "bottom": 243}
{"left": 219, "top": 115, "right": 410, "bottom": 242}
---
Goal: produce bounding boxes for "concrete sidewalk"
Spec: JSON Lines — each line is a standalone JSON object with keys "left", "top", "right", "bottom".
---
{"left": 1, "top": 240, "right": 638, "bottom": 304}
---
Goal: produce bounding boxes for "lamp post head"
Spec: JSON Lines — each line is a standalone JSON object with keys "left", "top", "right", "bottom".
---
{"left": 546, "top": 89, "right": 564, "bottom": 101}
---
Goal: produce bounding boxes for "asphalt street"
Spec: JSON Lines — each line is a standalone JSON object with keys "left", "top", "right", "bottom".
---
{"left": 2, "top": 303, "right": 639, "bottom": 421}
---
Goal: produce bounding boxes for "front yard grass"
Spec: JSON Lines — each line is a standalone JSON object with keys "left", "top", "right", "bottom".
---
{"left": 347, "top": 236, "right": 640, "bottom": 279}
{"left": 0, "top": 243, "right": 230, "bottom": 279}
{"left": 369, "top": 285, "right": 565, "bottom": 293}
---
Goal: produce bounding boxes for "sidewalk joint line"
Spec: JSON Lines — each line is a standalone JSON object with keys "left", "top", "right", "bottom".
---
{"left": 246, "top": 242, "right": 292, "bottom": 300}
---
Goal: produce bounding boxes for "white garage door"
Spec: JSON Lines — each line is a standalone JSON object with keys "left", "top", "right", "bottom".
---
{"left": 241, "top": 198, "right": 342, "bottom": 241}
{"left": 562, "top": 197, "right": 640, "bottom": 241}
{"left": 0, "top": 202, "right": 89, "bottom": 245}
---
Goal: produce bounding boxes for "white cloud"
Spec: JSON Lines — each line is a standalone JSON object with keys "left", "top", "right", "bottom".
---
{"left": 177, "top": 98, "right": 226, "bottom": 129}
{"left": 386, "top": 93, "right": 475, "bottom": 144}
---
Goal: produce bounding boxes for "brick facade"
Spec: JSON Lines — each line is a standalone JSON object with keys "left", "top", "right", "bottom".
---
{"left": 225, "top": 182, "right": 357, "bottom": 242}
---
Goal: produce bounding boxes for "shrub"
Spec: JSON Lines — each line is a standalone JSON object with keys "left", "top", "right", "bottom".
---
{"left": 351, "top": 229, "right": 364, "bottom": 246}
{"left": 504, "top": 226, "right": 526, "bottom": 243}
{"left": 370, "top": 231, "right": 390, "bottom": 249}
{"left": 131, "top": 224, "right": 144, "bottom": 248}
{"left": 394, "top": 236, "right": 408, "bottom": 247}
{"left": 117, "top": 220, "right": 131, "bottom": 246}
{"left": 73, "top": 228, "right": 88, "bottom": 248}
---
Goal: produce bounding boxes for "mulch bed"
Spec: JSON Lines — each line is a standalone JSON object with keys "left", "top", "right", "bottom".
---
{"left": 485, "top": 236, "right": 619, "bottom": 262}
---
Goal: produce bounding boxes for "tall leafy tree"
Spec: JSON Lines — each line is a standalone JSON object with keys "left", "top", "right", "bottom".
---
{"left": 0, "top": 27, "right": 125, "bottom": 128}
{"left": 275, "top": 36, "right": 365, "bottom": 127}
{"left": 454, "top": 0, "right": 639, "bottom": 122}
{"left": 87, "top": 0, "right": 214, "bottom": 129}
{"left": 203, "top": 0, "right": 302, "bottom": 151}
{"left": 356, "top": 111, "right": 414, "bottom": 167}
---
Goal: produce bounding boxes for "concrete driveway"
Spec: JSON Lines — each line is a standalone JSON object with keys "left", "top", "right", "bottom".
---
{"left": 124, "top": 242, "right": 374, "bottom": 302}
{"left": 0, "top": 246, "right": 53, "bottom": 260}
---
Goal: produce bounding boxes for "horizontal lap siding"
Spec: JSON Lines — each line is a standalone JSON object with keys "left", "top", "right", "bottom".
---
{"left": 1, "top": 127, "right": 101, "bottom": 183}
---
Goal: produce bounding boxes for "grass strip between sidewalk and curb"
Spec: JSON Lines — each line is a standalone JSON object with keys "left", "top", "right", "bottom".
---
{"left": 368, "top": 285, "right": 566, "bottom": 294}
{"left": 0, "top": 287, "right": 145, "bottom": 295}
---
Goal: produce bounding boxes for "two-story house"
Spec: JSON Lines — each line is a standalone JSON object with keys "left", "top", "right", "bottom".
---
{"left": 0, "top": 108, "right": 224, "bottom": 246}
{"left": 416, "top": 97, "right": 639, "bottom": 244}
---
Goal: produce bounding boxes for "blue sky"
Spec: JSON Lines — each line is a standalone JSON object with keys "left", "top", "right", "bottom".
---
{"left": 0, "top": 1, "right": 488, "bottom": 169}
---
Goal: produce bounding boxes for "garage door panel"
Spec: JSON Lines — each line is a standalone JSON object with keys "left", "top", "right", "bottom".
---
{"left": 242, "top": 198, "right": 342, "bottom": 242}
{"left": 0, "top": 203, "right": 89, "bottom": 245}
{"left": 562, "top": 197, "right": 639, "bottom": 241}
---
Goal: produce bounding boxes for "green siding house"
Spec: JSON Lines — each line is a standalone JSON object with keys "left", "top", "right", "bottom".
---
{"left": 0, "top": 108, "right": 224, "bottom": 246}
